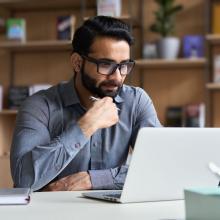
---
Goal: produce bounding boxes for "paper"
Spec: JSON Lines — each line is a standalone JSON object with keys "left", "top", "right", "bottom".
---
{"left": 0, "top": 188, "right": 31, "bottom": 205}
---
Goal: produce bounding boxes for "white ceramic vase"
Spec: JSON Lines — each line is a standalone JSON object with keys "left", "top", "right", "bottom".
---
{"left": 157, "top": 37, "right": 180, "bottom": 60}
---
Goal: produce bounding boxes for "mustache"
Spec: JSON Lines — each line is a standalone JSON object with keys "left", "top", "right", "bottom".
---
{"left": 100, "top": 80, "right": 122, "bottom": 87}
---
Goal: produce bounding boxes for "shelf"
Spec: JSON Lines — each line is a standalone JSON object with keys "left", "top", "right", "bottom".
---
{"left": 84, "top": 15, "right": 140, "bottom": 27}
{"left": 0, "top": 109, "right": 18, "bottom": 115}
{"left": 206, "top": 83, "right": 220, "bottom": 90}
{"left": 0, "top": 0, "right": 96, "bottom": 11}
{"left": 0, "top": 40, "right": 72, "bottom": 52}
{"left": 206, "top": 34, "right": 220, "bottom": 45}
{"left": 135, "top": 58, "right": 207, "bottom": 69}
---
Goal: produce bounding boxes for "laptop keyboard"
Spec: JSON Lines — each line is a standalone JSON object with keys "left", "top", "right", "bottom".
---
{"left": 104, "top": 192, "right": 121, "bottom": 199}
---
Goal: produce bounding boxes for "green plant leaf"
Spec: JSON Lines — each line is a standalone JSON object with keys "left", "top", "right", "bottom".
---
{"left": 150, "top": 0, "right": 183, "bottom": 37}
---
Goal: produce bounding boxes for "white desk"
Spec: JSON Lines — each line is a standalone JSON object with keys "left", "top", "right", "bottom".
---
{"left": 0, "top": 191, "right": 185, "bottom": 220}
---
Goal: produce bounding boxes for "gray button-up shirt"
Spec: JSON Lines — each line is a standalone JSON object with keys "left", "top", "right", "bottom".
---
{"left": 10, "top": 78, "right": 161, "bottom": 191}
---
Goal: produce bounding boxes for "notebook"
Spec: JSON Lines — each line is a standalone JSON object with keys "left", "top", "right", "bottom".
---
{"left": 0, "top": 188, "right": 31, "bottom": 205}
{"left": 82, "top": 127, "right": 220, "bottom": 203}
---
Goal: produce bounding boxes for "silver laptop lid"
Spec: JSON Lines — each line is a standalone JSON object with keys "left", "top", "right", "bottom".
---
{"left": 120, "top": 127, "right": 220, "bottom": 203}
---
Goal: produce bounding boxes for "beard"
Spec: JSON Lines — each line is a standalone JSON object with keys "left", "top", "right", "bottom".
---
{"left": 80, "top": 66, "right": 123, "bottom": 98}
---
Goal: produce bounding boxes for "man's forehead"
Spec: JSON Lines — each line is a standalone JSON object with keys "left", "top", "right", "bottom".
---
{"left": 88, "top": 37, "right": 130, "bottom": 60}
{"left": 90, "top": 37, "right": 129, "bottom": 51}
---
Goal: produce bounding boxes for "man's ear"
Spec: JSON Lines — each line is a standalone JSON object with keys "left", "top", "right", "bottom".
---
{"left": 70, "top": 53, "right": 83, "bottom": 73}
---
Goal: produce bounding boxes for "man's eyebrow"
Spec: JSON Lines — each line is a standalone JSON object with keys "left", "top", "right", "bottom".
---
{"left": 99, "top": 58, "right": 131, "bottom": 63}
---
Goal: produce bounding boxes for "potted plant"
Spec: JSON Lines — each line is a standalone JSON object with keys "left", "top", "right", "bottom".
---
{"left": 150, "top": 0, "right": 183, "bottom": 59}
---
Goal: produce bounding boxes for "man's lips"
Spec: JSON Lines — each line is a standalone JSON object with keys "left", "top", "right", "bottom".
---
{"left": 101, "top": 85, "right": 118, "bottom": 90}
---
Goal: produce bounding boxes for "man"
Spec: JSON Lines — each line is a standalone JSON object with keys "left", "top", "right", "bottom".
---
{"left": 10, "top": 16, "right": 161, "bottom": 191}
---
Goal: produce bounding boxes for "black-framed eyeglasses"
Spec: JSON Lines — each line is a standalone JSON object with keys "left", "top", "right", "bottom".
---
{"left": 81, "top": 55, "right": 135, "bottom": 76}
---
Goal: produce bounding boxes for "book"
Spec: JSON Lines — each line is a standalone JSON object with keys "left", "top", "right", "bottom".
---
{"left": 29, "top": 84, "right": 52, "bottom": 96}
{"left": 183, "top": 35, "right": 204, "bottom": 58}
{"left": 0, "top": 85, "right": 2, "bottom": 111}
{"left": 97, "top": 0, "right": 121, "bottom": 17}
{"left": 0, "top": 17, "right": 5, "bottom": 33}
{"left": 6, "top": 18, "right": 26, "bottom": 42}
{"left": 183, "top": 103, "right": 205, "bottom": 127}
{"left": 8, "top": 86, "right": 29, "bottom": 109}
{"left": 185, "top": 188, "right": 220, "bottom": 220}
{"left": 0, "top": 188, "right": 31, "bottom": 205}
{"left": 57, "top": 15, "right": 76, "bottom": 40}
{"left": 212, "top": 3, "right": 220, "bottom": 34}
{"left": 213, "top": 55, "right": 220, "bottom": 83}
{"left": 165, "top": 106, "right": 183, "bottom": 127}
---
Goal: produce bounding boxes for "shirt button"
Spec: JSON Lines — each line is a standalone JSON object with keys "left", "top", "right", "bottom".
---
{"left": 75, "top": 143, "right": 81, "bottom": 149}
{"left": 93, "top": 142, "right": 97, "bottom": 147}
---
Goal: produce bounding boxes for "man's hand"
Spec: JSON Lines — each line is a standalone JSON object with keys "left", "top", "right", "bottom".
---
{"left": 78, "top": 97, "right": 119, "bottom": 138}
{"left": 42, "top": 171, "right": 92, "bottom": 191}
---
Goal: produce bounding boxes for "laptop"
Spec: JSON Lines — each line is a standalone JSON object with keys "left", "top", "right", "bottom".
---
{"left": 82, "top": 127, "right": 220, "bottom": 203}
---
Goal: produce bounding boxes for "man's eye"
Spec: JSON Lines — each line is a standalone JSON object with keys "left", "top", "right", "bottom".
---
{"left": 100, "top": 63, "right": 111, "bottom": 67}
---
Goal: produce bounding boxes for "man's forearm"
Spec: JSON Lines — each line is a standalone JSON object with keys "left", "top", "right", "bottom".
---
{"left": 11, "top": 122, "right": 89, "bottom": 191}
{"left": 41, "top": 171, "right": 92, "bottom": 191}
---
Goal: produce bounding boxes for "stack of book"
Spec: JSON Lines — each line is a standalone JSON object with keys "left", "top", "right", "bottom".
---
{"left": 165, "top": 103, "right": 205, "bottom": 127}
{"left": 8, "top": 86, "right": 29, "bottom": 109}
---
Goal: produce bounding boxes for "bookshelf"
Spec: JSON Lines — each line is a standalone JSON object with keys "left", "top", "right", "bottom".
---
{"left": 0, "top": 0, "right": 143, "bottom": 188}
{"left": 0, "top": 40, "right": 72, "bottom": 51}
{"left": 0, "top": 109, "right": 18, "bottom": 115}
{"left": 135, "top": 58, "right": 207, "bottom": 69}
{"left": 205, "top": 41, "right": 220, "bottom": 126}
{"left": 0, "top": 0, "right": 206, "bottom": 188}
{"left": 0, "top": 0, "right": 96, "bottom": 188}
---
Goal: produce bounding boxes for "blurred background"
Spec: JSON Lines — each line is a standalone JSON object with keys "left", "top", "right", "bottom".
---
{"left": 0, "top": 0, "right": 218, "bottom": 188}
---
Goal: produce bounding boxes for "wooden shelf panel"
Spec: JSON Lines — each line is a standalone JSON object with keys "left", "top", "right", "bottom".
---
{"left": 0, "top": 109, "right": 18, "bottom": 115}
{"left": 0, "top": 0, "right": 96, "bottom": 10}
{"left": 0, "top": 40, "right": 72, "bottom": 51}
{"left": 206, "top": 34, "right": 220, "bottom": 45}
{"left": 84, "top": 15, "right": 140, "bottom": 27}
{"left": 135, "top": 58, "right": 207, "bottom": 69}
{"left": 206, "top": 83, "right": 220, "bottom": 90}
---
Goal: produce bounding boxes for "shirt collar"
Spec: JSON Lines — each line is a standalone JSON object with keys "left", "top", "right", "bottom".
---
{"left": 60, "top": 77, "right": 124, "bottom": 107}
{"left": 60, "top": 77, "right": 80, "bottom": 107}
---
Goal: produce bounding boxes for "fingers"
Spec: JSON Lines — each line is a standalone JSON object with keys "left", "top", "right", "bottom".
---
{"left": 41, "top": 172, "right": 92, "bottom": 191}
{"left": 68, "top": 172, "right": 92, "bottom": 191}
{"left": 64, "top": 172, "right": 92, "bottom": 191}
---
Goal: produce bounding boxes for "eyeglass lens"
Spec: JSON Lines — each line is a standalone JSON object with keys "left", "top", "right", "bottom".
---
{"left": 98, "top": 62, "right": 134, "bottom": 75}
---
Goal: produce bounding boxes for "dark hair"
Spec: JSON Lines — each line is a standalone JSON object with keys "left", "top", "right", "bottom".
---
{"left": 72, "top": 16, "right": 134, "bottom": 55}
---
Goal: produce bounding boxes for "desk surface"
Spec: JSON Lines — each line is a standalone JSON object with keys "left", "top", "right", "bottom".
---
{"left": 0, "top": 191, "right": 185, "bottom": 220}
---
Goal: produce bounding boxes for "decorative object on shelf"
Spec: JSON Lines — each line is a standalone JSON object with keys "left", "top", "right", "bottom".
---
{"left": 57, "top": 15, "right": 76, "bottom": 40}
{"left": 150, "top": 0, "right": 183, "bottom": 60}
{"left": 0, "top": 85, "right": 2, "bottom": 111}
{"left": 97, "top": 0, "right": 121, "bottom": 17}
{"left": 6, "top": 18, "right": 26, "bottom": 42}
{"left": 183, "top": 35, "right": 205, "bottom": 59}
{"left": 8, "top": 86, "right": 29, "bottom": 109}
{"left": 143, "top": 42, "right": 158, "bottom": 59}
{"left": 213, "top": 55, "right": 220, "bottom": 83}
{"left": 165, "top": 106, "right": 183, "bottom": 127}
{"left": 29, "top": 84, "right": 52, "bottom": 96}
{"left": 212, "top": 2, "right": 220, "bottom": 34}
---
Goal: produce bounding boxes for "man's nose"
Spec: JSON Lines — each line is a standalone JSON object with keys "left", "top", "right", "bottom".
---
{"left": 108, "top": 66, "right": 122, "bottom": 80}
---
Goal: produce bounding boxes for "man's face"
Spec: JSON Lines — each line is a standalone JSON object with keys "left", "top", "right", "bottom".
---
{"left": 80, "top": 37, "right": 130, "bottom": 98}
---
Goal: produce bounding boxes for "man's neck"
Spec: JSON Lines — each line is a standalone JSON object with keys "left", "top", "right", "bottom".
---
{"left": 74, "top": 74, "right": 93, "bottom": 110}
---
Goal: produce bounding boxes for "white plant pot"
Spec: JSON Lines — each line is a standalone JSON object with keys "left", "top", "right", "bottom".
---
{"left": 157, "top": 37, "right": 180, "bottom": 60}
